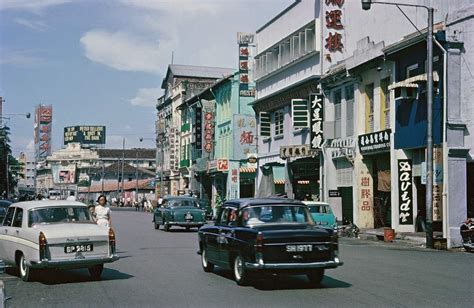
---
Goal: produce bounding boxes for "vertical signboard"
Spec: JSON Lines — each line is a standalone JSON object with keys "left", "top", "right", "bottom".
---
{"left": 194, "top": 107, "right": 202, "bottom": 151}
{"left": 202, "top": 100, "right": 215, "bottom": 157}
{"left": 233, "top": 114, "right": 257, "bottom": 160}
{"left": 227, "top": 160, "right": 240, "bottom": 201}
{"left": 324, "top": 0, "right": 345, "bottom": 64}
{"left": 35, "top": 105, "right": 53, "bottom": 162}
{"left": 310, "top": 93, "right": 324, "bottom": 151}
{"left": 398, "top": 159, "right": 414, "bottom": 225}
{"left": 237, "top": 32, "right": 255, "bottom": 97}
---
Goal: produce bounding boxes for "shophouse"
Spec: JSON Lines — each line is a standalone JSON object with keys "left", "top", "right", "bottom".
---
{"left": 157, "top": 65, "right": 233, "bottom": 197}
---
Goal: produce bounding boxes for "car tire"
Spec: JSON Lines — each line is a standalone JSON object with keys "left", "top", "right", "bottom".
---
{"left": 154, "top": 219, "right": 160, "bottom": 230}
{"left": 164, "top": 221, "right": 171, "bottom": 232}
{"left": 201, "top": 248, "right": 214, "bottom": 272}
{"left": 19, "top": 253, "right": 32, "bottom": 282}
{"left": 307, "top": 269, "right": 324, "bottom": 286}
{"left": 233, "top": 255, "right": 251, "bottom": 286}
{"left": 89, "top": 264, "right": 104, "bottom": 280}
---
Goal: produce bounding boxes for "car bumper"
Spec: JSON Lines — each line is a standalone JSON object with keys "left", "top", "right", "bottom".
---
{"left": 244, "top": 258, "right": 343, "bottom": 270}
{"left": 29, "top": 255, "right": 119, "bottom": 269}
{"left": 168, "top": 221, "right": 205, "bottom": 227}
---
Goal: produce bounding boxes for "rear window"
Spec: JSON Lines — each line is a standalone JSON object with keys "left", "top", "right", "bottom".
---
{"left": 168, "top": 199, "right": 197, "bottom": 207}
{"left": 309, "top": 205, "right": 331, "bottom": 214}
{"left": 242, "top": 205, "right": 314, "bottom": 226}
{"left": 28, "top": 207, "right": 93, "bottom": 227}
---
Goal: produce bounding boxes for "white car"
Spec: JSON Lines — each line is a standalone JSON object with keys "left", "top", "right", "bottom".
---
{"left": 0, "top": 200, "right": 119, "bottom": 281}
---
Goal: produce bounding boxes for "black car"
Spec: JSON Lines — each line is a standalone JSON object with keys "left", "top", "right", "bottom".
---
{"left": 0, "top": 200, "right": 12, "bottom": 222}
{"left": 198, "top": 198, "right": 343, "bottom": 286}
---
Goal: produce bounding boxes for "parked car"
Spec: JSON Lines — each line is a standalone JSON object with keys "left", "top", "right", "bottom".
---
{"left": 0, "top": 200, "right": 119, "bottom": 281}
{"left": 0, "top": 200, "right": 12, "bottom": 222}
{"left": 198, "top": 198, "right": 343, "bottom": 286}
{"left": 153, "top": 196, "right": 207, "bottom": 231}
{"left": 302, "top": 201, "right": 337, "bottom": 228}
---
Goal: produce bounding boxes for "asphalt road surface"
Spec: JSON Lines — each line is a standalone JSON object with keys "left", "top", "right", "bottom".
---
{"left": 1, "top": 208, "right": 473, "bottom": 308}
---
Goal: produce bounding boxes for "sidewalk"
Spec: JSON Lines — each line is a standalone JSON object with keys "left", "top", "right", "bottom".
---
{"left": 358, "top": 228, "right": 450, "bottom": 250}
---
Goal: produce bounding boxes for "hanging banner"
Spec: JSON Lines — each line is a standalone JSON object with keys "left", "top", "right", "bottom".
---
{"left": 310, "top": 93, "right": 324, "bottom": 152}
{"left": 398, "top": 159, "right": 414, "bottom": 225}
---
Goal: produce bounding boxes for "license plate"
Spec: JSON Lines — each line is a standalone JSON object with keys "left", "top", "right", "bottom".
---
{"left": 286, "top": 244, "right": 313, "bottom": 252}
{"left": 64, "top": 244, "right": 93, "bottom": 253}
{"left": 185, "top": 213, "right": 193, "bottom": 221}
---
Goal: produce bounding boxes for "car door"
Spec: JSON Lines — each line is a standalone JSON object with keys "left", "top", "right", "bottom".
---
{"left": 203, "top": 207, "right": 228, "bottom": 264}
{"left": 0, "top": 207, "right": 16, "bottom": 264}
{"left": 218, "top": 207, "right": 238, "bottom": 267}
{"left": 155, "top": 199, "right": 168, "bottom": 224}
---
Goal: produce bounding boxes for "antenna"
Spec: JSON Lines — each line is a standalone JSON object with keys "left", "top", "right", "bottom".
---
{"left": 171, "top": 51, "right": 174, "bottom": 64}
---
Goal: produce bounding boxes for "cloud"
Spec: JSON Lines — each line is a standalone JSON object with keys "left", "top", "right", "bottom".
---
{"left": 0, "top": 0, "right": 71, "bottom": 12}
{"left": 80, "top": 30, "right": 174, "bottom": 74}
{"left": 119, "top": 0, "right": 220, "bottom": 14}
{"left": 0, "top": 50, "right": 44, "bottom": 67}
{"left": 14, "top": 18, "right": 48, "bottom": 31}
{"left": 130, "top": 87, "right": 161, "bottom": 107}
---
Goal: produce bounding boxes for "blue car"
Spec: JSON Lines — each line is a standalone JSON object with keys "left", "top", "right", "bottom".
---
{"left": 303, "top": 201, "right": 337, "bottom": 228}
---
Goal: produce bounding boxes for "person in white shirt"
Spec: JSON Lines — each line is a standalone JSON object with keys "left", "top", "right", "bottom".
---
{"left": 95, "top": 194, "right": 111, "bottom": 227}
{"left": 66, "top": 191, "right": 76, "bottom": 201}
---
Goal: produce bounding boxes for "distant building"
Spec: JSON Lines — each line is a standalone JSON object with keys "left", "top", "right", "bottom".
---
{"left": 17, "top": 152, "right": 35, "bottom": 195}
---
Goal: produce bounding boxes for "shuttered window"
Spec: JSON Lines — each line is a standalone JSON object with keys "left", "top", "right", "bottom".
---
{"left": 291, "top": 99, "right": 309, "bottom": 129}
{"left": 259, "top": 112, "right": 271, "bottom": 137}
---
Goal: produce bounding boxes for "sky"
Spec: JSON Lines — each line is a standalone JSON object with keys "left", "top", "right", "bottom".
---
{"left": 0, "top": 0, "right": 293, "bottom": 157}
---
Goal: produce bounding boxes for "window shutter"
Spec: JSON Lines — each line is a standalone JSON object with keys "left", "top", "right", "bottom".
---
{"left": 259, "top": 112, "right": 271, "bottom": 137}
{"left": 291, "top": 99, "right": 309, "bottom": 129}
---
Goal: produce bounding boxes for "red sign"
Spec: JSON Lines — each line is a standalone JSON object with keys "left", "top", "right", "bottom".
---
{"left": 217, "top": 159, "right": 229, "bottom": 172}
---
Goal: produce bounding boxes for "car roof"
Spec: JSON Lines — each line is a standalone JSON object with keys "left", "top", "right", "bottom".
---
{"left": 223, "top": 198, "right": 305, "bottom": 210}
{"left": 164, "top": 196, "right": 196, "bottom": 201}
{"left": 8, "top": 200, "right": 88, "bottom": 211}
{"left": 0, "top": 200, "right": 12, "bottom": 207}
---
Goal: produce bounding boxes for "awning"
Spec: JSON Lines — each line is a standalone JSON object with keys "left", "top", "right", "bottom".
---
{"left": 273, "top": 165, "right": 285, "bottom": 185}
{"left": 239, "top": 167, "right": 256, "bottom": 173}
{"left": 297, "top": 180, "right": 310, "bottom": 185}
{"left": 388, "top": 71, "right": 439, "bottom": 90}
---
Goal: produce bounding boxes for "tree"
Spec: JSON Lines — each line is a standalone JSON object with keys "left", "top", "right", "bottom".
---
{"left": 0, "top": 125, "right": 11, "bottom": 197}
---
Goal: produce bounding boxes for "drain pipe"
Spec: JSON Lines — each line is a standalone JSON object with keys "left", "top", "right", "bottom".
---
{"left": 433, "top": 38, "right": 448, "bottom": 246}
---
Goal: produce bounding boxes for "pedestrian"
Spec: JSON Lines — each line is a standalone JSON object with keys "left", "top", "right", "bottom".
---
{"left": 66, "top": 191, "right": 76, "bottom": 201}
{"left": 88, "top": 204, "right": 96, "bottom": 222}
{"left": 95, "top": 194, "right": 111, "bottom": 228}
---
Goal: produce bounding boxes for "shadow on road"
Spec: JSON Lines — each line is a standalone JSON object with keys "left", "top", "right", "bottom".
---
{"left": 211, "top": 268, "right": 351, "bottom": 290}
{"left": 5, "top": 267, "right": 133, "bottom": 285}
{"left": 158, "top": 228, "right": 200, "bottom": 233}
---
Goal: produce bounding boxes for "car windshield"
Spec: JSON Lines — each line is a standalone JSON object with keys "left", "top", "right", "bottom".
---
{"left": 28, "top": 206, "right": 93, "bottom": 227}
{"left": 169, "top": 199, "right": 197, "bottom": 207}
{"left": 309, "top": 205, "right": 331, "bottom": 214}
{"left": 242, "top": 205, "right": 314, "bottom": 226}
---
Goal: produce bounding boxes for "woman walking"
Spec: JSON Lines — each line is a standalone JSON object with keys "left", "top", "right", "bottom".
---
{"left": 95, "top": 194, "right": 111, "bottom": 228}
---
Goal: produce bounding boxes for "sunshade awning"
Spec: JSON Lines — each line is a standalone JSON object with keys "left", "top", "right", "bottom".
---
{"left": 388, "top": 71, "right": 439, "bottom": 90}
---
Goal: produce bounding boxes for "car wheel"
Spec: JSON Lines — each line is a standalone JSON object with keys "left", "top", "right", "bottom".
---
{"left": 201, "top": 248, "right": 214, "bottom": 272}
{"left": 154, "top": 219, "right": 160, "bottom": 230}
{"left": 233, "top": 255, "right": 251, "bottom": 286}
{"left": 164, "top": 221, "right": 171, "bottom": 232}
{"left": 19, "top": 253, "right": 32, "bottom": 282}
{"left": 89, "top": 264, "right": 104, "bottom": 280}
{"left": 307, "top": 269, "right": 324, "bottom": 286}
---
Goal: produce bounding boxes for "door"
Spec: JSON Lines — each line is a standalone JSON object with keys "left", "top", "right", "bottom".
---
{"left": 0, "top": 207, "right": 16, "bottom": 264}
{"left": 218, "top": 207, "right": 238, "bottom": 267}
{"left": 203, "top": 207, "right": 227, "bottom": 263}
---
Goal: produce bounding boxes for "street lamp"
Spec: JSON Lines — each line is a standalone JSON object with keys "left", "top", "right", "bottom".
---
{"left": 362, "top": 0, "right": 435, "bottom": 248}
{"left": 139, "top": 137, "right": 164, "bottom": 199}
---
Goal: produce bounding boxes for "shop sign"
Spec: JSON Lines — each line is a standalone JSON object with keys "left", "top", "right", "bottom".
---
{"left": 204, "top": 111, "right": 214, "bottom": 153}
{"left": 433, "top": 184, "right": 443, "bottom": 222}
{"left": 358, "top": 129, "right": 391, "bottom": 155}
{"left": 238, "top": 31, "right": 255, "bottom": 97}
{"left": 217, "top": 159, "right": 229, "bottom": 172}
{"left": 324, "top": 0, "right": 345, "bottom": 62}
{"left": 237, "top": 32, "right": 255, "bottom": 45}
{"left": 310, "top": 93, "right": 324, "bottom": 150}
{"left": 329, "top": 190, "right": 341, "bottom": 197}
{"left": 398, "top": 159, "right": 414, "bottom": 225}
{"left": 208, "top": 160, "right": 217, "bottom": 171}
{"left": 247, "top": 153, "right": 258, "bottom": 168}
{"left": 421, "top": 147, "right": 443, "bottom": 185}
{"left": 360, "top": 172, "right": 372, "bottom": 212}
{"left": 227, "top": 161, "right": 240, "bottom": 200}
{"left": 233, "top": 115, "right": 257, "bottom": 160}
{"left": 280, "top": 145, "right": 318, "bottom": 159}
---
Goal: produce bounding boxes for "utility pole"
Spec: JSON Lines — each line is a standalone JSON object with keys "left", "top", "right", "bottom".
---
{"left": 135, "top": 149, "right": 139, "bottom": 202}
{"left": 121, "top": 138, "right": 125, "bottom": 204}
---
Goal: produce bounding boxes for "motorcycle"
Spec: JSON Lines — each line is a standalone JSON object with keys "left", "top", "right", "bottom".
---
{"left": 460, "top": 219, "right": 474, "bottom": 252}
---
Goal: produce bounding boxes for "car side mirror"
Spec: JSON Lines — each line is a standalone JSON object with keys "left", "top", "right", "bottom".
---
{"left": 228, "top": 221, "right": 238, "bottom": 227}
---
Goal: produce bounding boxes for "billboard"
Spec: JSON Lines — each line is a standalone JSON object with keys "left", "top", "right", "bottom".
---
{"left": 64, "top": 126, "right": 106, "bottom": 145}
{"left": 34, "top": 105, "right": 53, "bottom": 162}
{"left": 51, "top": 164, "right": 76, "bottom": 184}
{"left": 233, "top": 114, "right": 257, "bottom": 160}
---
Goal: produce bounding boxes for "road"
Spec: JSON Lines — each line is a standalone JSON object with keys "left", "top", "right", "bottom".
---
{"left": 1, "top": 208, "right": 473, "bottom": 308}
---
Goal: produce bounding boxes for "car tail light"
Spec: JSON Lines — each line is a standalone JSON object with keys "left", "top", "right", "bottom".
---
{"left": 255, "top": 232, "right": 264, "bottom": 253}
{"left": 39, "top": 232, "right": 47, "bottom": 260}
{"left": 109, "top": 228, "right": 116, "bottom": 255}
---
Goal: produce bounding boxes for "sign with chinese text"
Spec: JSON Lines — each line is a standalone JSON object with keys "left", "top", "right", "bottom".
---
{"left": 227, "top": 160, "right": 241, "bottom": 200}
{"left": 238, "top": 32, "right": 255, "bottom": 97}
{"left": 310, "top": 93, "right": 324, "bottom": 151}
{"left": 35, "top": 105, "right": 53, "bottom": 161}
{"left": 398, "top": 159, "right": 414, "bottom": 225}
{"left": 64, "top": 126, "right": 106, "bottom": 145}
{"left": 233, "top": 115, "right": 257, "bottom": 160}
{"left": 202, "top": 100, "right": 215, "bottom": 155}
{"left": 217, "top": 159, "right": 229, "bottom": 172}
{"left": 358, "top": 129, "right": 391, "bottom": 155}
{"left": 324, "top": 0, "right": 345, "bottom": 62}
{"left": 280, "top": 145, "right": 318, "bottom": 159}
{"left": 358, "top": 167, "right": 374, "bottom": 228}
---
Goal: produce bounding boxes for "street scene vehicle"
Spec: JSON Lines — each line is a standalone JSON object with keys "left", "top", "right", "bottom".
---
{"left": 153, "top": 196, "right": 207, "bottom": 231}
{"left": 0, "top": 200, "right": 119, "bottom": 281}
{"left": 198, "top": 198, "right": 343, "bottom": 286}
{"left": 0, "top": 200, "right": 12, "bottom": 222}
{"left": 302, "top": 201, "right": 337, "bottom": 228}
{"left": 460, "top": 219, "right": 474, "bottom": 252}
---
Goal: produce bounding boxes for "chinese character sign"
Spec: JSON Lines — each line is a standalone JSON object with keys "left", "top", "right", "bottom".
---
{"left": 238, "top": 31, "right": 255, "bottom": 97}
{"left": 324, "top": 0, "right": 345, "bottom": 61}
{"left": 310, "top": 94, "right": 324, "bottom": 150}
{"left": 233, "top": 115, "right": 257, "bottom": 160}
{"left": 398, "top": 160, "right": 414, "bottom": 225}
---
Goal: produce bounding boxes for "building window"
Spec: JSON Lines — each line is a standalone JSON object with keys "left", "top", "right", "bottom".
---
{"left": 380, "top": 77, "right": 391, "bottom": 129}
{"left": 345, "top": 84, "right": 354, "bottom": 136}
{"left": 259, "top": 112, "right": 271, "bottom": 138}
{"left": 291, "top": 99, "right": 309, "bottom": 129}
{"left": 365, "top": 83, "right": 374, "bottom": 133}
{"left": 406, "top": 63, "right": 419, "bottom": 78}
{"left": 274, "top": 110, "right": 284, "bottom": 136}
{"left": 334, "top": 89, "right": 342, "bottom": 138}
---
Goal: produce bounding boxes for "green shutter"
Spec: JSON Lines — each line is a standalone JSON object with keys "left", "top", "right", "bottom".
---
{"left": 260, "top": 112, "right": 271, "bottom": 137}
{"left": 292, "top": 99, "right": 309, "bottom": 129}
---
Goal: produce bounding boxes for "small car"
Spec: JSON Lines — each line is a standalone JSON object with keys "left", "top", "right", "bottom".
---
{"left": 302, "top": 201, "right": 337, "bottom": 228}
{"left": 198, "top": 198, "right": 343, "bottom": 286}
{"left": 153, "top": 196, "right": 207, "bottom": 231}
{"left": 0, "top": 200, "right": 119, "bottom": 281}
